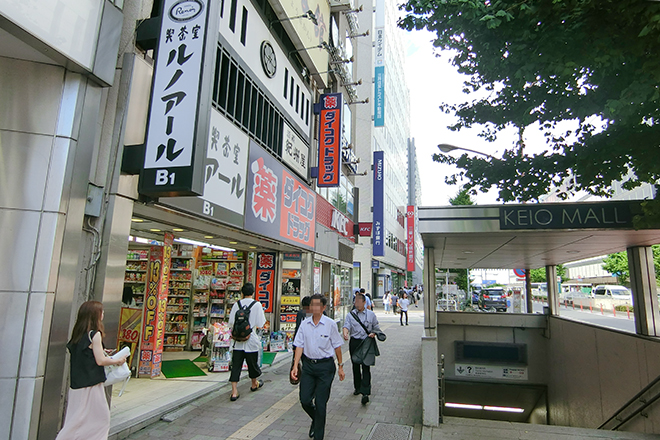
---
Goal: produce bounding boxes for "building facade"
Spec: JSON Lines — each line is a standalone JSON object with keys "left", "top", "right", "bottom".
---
{"left": 0, "top": 0, "right": 369, "bottom": 438}
{"left": 352, "top": 0, "right": 411, "bottom": 298}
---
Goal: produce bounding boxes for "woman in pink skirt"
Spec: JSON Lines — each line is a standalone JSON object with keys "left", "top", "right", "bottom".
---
{"left": 55, "top": 301, "right": 127, "bottom": 440}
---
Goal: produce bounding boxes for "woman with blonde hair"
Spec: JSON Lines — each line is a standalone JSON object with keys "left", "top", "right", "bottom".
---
{"left": 55, "top": 301, "right": 127, "bottom": 440}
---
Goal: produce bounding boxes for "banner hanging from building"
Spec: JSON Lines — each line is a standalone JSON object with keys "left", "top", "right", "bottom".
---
{"left": 244, "top": 141, "right": 316, "bottom": 250}
{"left": 374, "top": 0, "right": 385, "bottom": 127}
{"left": 407, "top": 205, "right": 415, "bottom": 272}
{"left": 256, "top": 252, "right": 276, "bottom": 313}
{"left": 139, "top": 0, "right": 218, "bottom": 197}
{"left": 138, "top": 232, "right": 173, "bottom": 378}
{"left": 372, "top": 151, "right": 385, "bottom": 256}
{"left": 317, "top": 93, "right": 342, "bottom": 187}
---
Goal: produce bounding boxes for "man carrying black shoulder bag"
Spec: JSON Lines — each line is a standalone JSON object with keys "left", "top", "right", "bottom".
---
{"left": 342, "top": 292, "right": 385, "bottom": 405}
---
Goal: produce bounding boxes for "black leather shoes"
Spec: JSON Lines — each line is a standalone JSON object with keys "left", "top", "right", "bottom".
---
{"left": 353, "top": 390, "right": 360, "bottom": 395}
{"left": 361, "top": 395, "right": 369, "bottom": 405}
{"left": 309, "top": 421, "right": 315, "bottom": 438}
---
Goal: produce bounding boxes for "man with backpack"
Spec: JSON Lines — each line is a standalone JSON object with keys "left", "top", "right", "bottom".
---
{"left": 228, "top": 283, "right": 266, "bottom": 401}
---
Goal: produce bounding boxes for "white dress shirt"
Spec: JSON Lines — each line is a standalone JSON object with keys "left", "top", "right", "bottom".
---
{"left": 293, "top": 314, "right": 343, "bottom": 359}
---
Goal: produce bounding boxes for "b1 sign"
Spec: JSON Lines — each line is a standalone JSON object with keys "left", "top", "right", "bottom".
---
{"left": 139, "top": 0, "right": 217, "bottom": 197}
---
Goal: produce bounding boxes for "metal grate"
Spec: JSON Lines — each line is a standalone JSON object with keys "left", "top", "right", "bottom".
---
{"left": 365, "top": 423, "right": 413, "bottom": 440}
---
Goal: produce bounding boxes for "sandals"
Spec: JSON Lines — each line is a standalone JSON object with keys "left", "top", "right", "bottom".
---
{"left": 230, "top": 394, "right": 240, "bottom": 401}
{"left": 250, "top": 380, "right": 264, "bottom": 392}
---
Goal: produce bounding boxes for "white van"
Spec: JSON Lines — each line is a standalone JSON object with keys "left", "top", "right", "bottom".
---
{"left": 593, "top": 285, "right": 632, "bottom": 301}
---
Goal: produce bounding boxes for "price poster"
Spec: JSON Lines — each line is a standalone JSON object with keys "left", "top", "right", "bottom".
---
{"left": 117, "top": 307, "right": 143, "bottom": 368}
{"left": 280, "top": 296, "right": 300, "bottom": 331}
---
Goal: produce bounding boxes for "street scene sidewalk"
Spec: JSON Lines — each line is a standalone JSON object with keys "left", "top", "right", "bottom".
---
{"left": 121, "top": 306, "right": 425, "bottom": 440}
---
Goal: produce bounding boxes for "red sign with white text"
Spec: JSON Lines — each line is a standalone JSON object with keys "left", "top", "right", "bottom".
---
{"left": 358, "top": 222, "right": 373, "bottom": 237}
{"left": 317, "top": 93, "right": 342, "bottom": 187}
{"left": 407, "top": 206, "right": 415, "bottom": 272}
{"left": 256, "top": 252, "right": 276, "bottom": 313}
{"left": 315, "top": 195, "right": 355, "bottom": 241}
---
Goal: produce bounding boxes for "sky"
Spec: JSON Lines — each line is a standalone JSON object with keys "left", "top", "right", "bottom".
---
{"left": 403, "top": 28, "right": 509, "bottom": 206}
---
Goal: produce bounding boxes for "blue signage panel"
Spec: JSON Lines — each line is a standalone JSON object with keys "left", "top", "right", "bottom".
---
{"left": 372, "top": 151, "right": 385, "bottom": 256}
{"left": 374, "top": 66, "right": 385, "bottom": 127}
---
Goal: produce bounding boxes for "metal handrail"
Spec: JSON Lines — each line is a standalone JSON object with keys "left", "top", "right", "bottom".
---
{"left": 439, "top": 353, "right": 445, "bottom": 424}
{"left": 599, "top": 373, "right": 660, "bottom": 430}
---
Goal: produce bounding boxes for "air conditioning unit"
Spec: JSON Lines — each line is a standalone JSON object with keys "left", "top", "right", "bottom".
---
{"left": 329, "top": 0, "right": 354, "bottom": 12}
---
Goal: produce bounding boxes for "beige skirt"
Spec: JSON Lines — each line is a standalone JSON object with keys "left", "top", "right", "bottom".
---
{"left": 55, "top": 383, "right": 110, "bottom": 440}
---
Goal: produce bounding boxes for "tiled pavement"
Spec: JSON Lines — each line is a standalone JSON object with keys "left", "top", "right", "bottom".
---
{"left": 124, "top": 307, "right": 425, "bottom": 440}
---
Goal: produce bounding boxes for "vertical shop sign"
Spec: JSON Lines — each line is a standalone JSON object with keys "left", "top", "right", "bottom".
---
{"left": 139, "top": 0, "right": 218, "bottom": 197}
{"left": 116, "top": 307, "right": 142, "bottom": 369}
{"left": 244, "top": 140, "right": 316, "bottom": 250}
{"left": 317, "top": 93, "right": 342, "bottom": 187}
{"left": 139, "top": 232, "right": 173, "bottom": 377}
{"left": 374, "top": 0, "right": 385, "bottom": 127}
{"left": 246, "top": 252, "right": 256, "bottom": 284}
{"left": 407, "top": 205, "right": 415, "bottom": 272}
{"left": 313, "top": 265, "right": 321, "bottom": 295}
{"left": 256, "top": 252, "right": 276, "bottom": 313}
{"left": 333, "top": 274, "right": 341, "bottom": 307}
{"left": 282, "top": 123, "right": 309, "bottom": 179}
{"left": 372, "top": 151, "right": 385, "bottom": 256}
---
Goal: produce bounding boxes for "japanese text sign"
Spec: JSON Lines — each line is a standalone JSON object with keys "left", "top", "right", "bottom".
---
{"left": 256, "top": 252, "right": 276, "bottom": 313}
{"left": 282, "top": 123, "right": 309, "bottom": 179}
{"left": 372, "top": 151, "right": 385, "bottom": 256}
{"left": 140, "top": 0, "right": 217, "bottom": 197}
{"left": 244, "top": 141, "right": 316, "bottom": 250}
{"left": 139, "top": 233, "right": 173, "bottom": 377}
{"left": 317, "top": 93, "right": 342, "bottom": 187}
{"left": 407, "top": 205, "right": 415, "bottom": 272}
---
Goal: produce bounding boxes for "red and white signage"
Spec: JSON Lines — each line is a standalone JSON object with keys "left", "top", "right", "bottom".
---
{"left": 358, "top": 222, "right": 373, "bottom": 237}
{"left": 317, "top": 93, "right": 342, "bottom": 187}
{"left": 316, "top": 195, "right": 355, "bottom": 241}
{"left": 407, "top": 205, "right": 415, "bottom": 272}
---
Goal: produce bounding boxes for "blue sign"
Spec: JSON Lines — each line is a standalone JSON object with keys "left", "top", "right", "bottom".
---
{"left": 371, "top": 260, "right": 380, "bottom": 269}
{"left": 372, "top": 151, "right": 384, "bottom": 256}
{"left": 374, "top": 66, "right": 384, "bottom": 127}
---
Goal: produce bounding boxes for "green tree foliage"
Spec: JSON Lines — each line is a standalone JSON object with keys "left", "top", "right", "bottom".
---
{"left": 454, "top": 269, "right": 473, "bottom": 292}
{"left": 529, "top": 265, "right": 567, "bottom": 283}
{"left": 449, "top": 187, "right": 476, "bottom": 206}
{"left": 602, "top": 245, "right": 660, "bottom": 284}
{"left": 399, "top": 0, "right": 660, "bottom": 210}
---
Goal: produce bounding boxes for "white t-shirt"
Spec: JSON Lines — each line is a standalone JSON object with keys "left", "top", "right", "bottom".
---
{"left": 228, "top": 298, "right": 266, "bottom": 353}
{"left": 398, "top": 298, "right": 410, "bottom": 311}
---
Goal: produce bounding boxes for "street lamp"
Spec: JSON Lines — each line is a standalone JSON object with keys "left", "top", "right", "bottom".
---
{"left": 437, "top": 143, "right": 496, "bottom": 159}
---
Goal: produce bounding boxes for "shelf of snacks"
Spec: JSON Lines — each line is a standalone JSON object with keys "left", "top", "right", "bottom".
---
{"left": 165, "top": 266, "right": 192, "bottom": 352}
{"left": 130, "top": 284, "right": 146, "bottom": 306}
{"left": 190, "top": 264, "right": 213, "bottom": 350}
{"left": 124, "top": 249, "right": 149, "bottom": 306}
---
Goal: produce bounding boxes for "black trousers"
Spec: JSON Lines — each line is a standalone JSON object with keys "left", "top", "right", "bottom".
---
{"left": 299, "top": 357, "right": 335, "bottom": 440}
{"left": 400, "top": 310, "right": 408, "bottom": 324}
{"left": 349, "top": 337, "right": 371, "bottom": 395}
{"left": 229, "top": 350, "right": 261, "bottom": 382}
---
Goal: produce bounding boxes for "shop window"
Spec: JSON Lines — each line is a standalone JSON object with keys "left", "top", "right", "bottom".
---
{"left": 242, "top": 80, "right": 252, "bottom": 128}
{"left": 229, "top": 0, "right": 238, "bottom": 32}
{"left": 283, "top": 68, "right": 288, "bottom": 99}
{"left": 240, "top": 7, "right": 248, "bottom": 46}
{"left": 218, "top": 52, "right": 230, "bottom": 110}
{"left": 249, "top": 88, "right": 258, "bottom": 133}
{"left": 226, "top": 61, "right": 238, "bottom": 117}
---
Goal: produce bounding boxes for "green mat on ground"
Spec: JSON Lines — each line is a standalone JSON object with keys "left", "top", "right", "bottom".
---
{"left": 262, "top": 352, "right": 277, "bottom": 365}
{"left": 191, "top": 355, "right": 208, "bottom": 363}
{"left": 160, "top": 359, "right": 207, "bottom": 378}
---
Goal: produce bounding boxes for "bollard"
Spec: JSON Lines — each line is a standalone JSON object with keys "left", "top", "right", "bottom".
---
{"left": 589, "top": 303, "right": 593, "bottom": 313}
{"left": 627, "top": 306, "right": 631, "bottom": 320}
{"left": 572, "top": 301, "right": 575, "bottom": 310}
{"left": 600, "top": 304, "right": 604, "bottom": 315}
{"left": 613, "top": 307, "right": 616, "bottom": 317}
{"left": 580, "top": 303, "right": 583, "bottom": 311}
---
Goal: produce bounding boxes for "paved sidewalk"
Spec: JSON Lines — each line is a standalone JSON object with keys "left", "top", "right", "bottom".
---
{"left": 123, "top": 307, "right": 425, "bottom": 440}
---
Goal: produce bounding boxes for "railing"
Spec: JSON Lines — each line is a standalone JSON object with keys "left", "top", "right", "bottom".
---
{"left": 599, "top": 372, "right": 660, "bottom": 430}
{"left": 438, "top": 353, "right": 445, "bottom": 424}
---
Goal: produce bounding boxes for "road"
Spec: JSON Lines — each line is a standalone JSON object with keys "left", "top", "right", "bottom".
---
{"left": 532, "top": 301, "right": 636, "bottom": 333}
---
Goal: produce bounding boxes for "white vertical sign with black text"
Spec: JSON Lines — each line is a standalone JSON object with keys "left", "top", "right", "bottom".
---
{"left": 139, "top": 0, "right": 218, "bottom": 197}
{"left": 281, "top": 123, "right": 309, "bottom": 179}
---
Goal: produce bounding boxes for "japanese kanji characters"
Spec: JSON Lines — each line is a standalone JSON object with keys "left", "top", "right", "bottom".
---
{"left": 251, "top": 158, "right": 278, "bottom": 223}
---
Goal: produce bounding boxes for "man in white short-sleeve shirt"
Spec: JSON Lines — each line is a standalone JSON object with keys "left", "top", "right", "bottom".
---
{"left": 398, "top": 293, "right": 410, "bottom": 326}
{"left": 228, "top": 283, "right": 266, "bottom": 401}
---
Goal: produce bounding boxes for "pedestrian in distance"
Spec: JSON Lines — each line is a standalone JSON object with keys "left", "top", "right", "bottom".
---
{"left": 343, "top": 292, "right": 382, "bottom": 405}
{"left": 360, "top": 288, "right": 373, "bottom": 310}
{"left": 228, "top": 283, "right": 267, "bottom": 401}
{"left": 383, "top": 292, "right": 390, "bottom": 314}
{"left": 399, "top": 293, "right": 410, "bottom": 326}
{"left": 390, "top": 292, "right": 398, "bottom": 315}
{"left": 291, "top": 294, "right": 345, "bottom": 439}
{"left": 55, "top": 301, "right": 128, "bottom": 440}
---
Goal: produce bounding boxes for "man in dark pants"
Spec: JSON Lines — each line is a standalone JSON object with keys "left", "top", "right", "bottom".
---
{"left": 342, "top": 292, "right": 381, "bottom": 405}
{"left": 291, "top": 294, "right": 345, "bottom": 439}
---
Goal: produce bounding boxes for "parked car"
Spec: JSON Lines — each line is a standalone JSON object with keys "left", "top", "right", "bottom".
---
{"left": 593, "top": 285, "right": 632, "bottom": 301}
{"left": 478, "top": 288, "right": 508, "bottom": 312}
{"left": 564, "top": 290, "right": 592, "bottom": 306}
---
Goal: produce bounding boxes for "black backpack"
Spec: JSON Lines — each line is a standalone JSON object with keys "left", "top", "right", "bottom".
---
{"left": 231, "top": 300, "right": 258, "bottom": 341}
